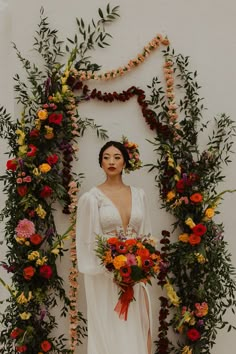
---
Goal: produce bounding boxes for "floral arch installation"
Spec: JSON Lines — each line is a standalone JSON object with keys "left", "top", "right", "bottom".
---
{"left": 0, "top": 5, "right": 236, "bottom": 354}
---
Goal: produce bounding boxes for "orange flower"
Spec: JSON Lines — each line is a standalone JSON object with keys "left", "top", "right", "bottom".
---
{"left": 190, "top": 193, "right": 203, "bottom": 203}
{"left": 178, "top": 233, "right": 189, "bottom": 243}
{"left": 137, "top": 248, "right": 150, "bottom": 258}
{"left": 37, "top": 109, "right": 48, "bottom": 120}
{"left": 40, "top": 340, "right": 52, "bottom": 352}
{"left": 113, "top": 255, "right": 127, "bottom": 269}
{"left": 125, "top": 239, "right": 137, "bottom": 247}
{"left": 188, "top": 234, "right": 201, "bottom": 246}
{"left": 23, "top": 266, "right": 35, "bottom": 280}
{"left": 107, "top": 237, "right": 119, "bottom": 245}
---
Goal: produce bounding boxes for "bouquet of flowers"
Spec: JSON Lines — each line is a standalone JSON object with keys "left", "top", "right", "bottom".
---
{"left": 96, "top": 232, "right": 162, "bottom": 320}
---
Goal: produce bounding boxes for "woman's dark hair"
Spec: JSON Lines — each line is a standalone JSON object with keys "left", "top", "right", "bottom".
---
{"left": 98, "top": 141, "right": 131, "bottom": 169}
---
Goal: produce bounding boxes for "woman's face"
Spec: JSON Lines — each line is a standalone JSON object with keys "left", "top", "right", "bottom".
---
{"left": 101, "top": 145, "right": 125, "bottom": 176}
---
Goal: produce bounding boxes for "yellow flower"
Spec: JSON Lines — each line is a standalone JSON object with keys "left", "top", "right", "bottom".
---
{"left": 136, "top": 255, "right": 142, "bottom": 267}
{"left": 35, "top": 204, "right": 47, "bottom": 219}
{"left": 33, "top": 167, "right": 41, "bottom": 176}
{"left": 51, "top": 248, "right": 60, "bottom": 255}
{"left": 167, "top": 157, "right": 175, "bottom": 168}
{"left": 176, "top": 165, "right": 181, "bottom": 173}
{"left": 113, "top": 255, "right": 127, "bottom": 269}
{"left": 174, "top": 174, "right": 180, "bottom": 181}
{"left": 182, "top": 346, "right": 193, "bottom": 354}
{"left": 15, "top": 237, "right": 26, "bottom": 245}
{"left": 17, "top": 291, "right": 33, "bottom": 304}
{"left": 16, "top": 129, "right": 25, "bottom": 145}
{"left": 167, "top": 191, "right": 176, "bottom": 201}
{"left": 195, "top": 253, "right": 207, "bottom": 264}
{"left": 178, "top": 233, "right": 189, "bottom": 243}
{"left": 19, "top": 312, "right": 32, "bottom": 320}
{"left": 36, "top": 256, "right": 48, "bottom": 266}
{"left": 205, "top": 208, "right": 215, "bottom": 219}
{"left": 28, "top": 251, "right": 40, "bottom": 261}
{"left": 18, "top": 145, "right": 28, "bottom": 155}
{"left": 185, "top": 217, "right": 196, "bottom": 229}
{"left": 164, "top": 281, "right": 181, "bottom": 307}
{"left": 39, "top": 163, "right": 51, "bottom": 173}
{"left": 37, "top": 109, "right": 48, "bottom": 120}
{"left": 62, "top": 84, "right": 69, "bottom": 93}
{"left": 35, "top": 119, "right": 42, "bottom": 130}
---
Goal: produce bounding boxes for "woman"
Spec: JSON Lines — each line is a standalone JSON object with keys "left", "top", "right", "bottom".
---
{"left": 76, "top": 140, "right": 152, "bottom": 354}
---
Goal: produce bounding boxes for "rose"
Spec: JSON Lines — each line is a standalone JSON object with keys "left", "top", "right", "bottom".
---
{"left": 187, "top": 328, "right": 201, "bottom": 341}
{"left": 40, "top": 186, "right": 53, "bottom": 198}
{"left": 188, "top": 234, "right": 201, "bottom": 246}
{"left": 23, "top": 266, "right": 35, "bottom": 280}
{"left": 26, "top": 144, "right": 37, "bottom": 157}
{"left": 39, "top": 264, "right": 53, "bottom": 279}
{"left": 40, "top": 340, "right": 52, "bottom": 352}
{"left": 39, "top": 163, "right": 51, "bottom": 173}
{"left": 17, "top": 185, "right": 28, "bottom": 197}
{"left": 15, "top": 344, "right": 27, "bottom": 353}
{"left": 10, "top": 327, "right": 24, "bottom": 339}
{"left": 192, "top": 224, "right": 207, "bottom": 237}
{"left": 30, "top": 233, "right": 43, "bottom": 245}
{"left": 176, "top": 179, "right": 185, "bottom": 193}
{"left": 136, "top": 248, "right": 150, "bottom": 258}
{"left": 190, "top": 193, "right": 203, "bottom": 203}
{"left": 29, "top": 128, "right": 40, "bottom": 138}
{"left": 178, "top": 233, "right": 189, "bottom": 243}
{"left": 48, "top": 112, "right": 63, "bottom": 125}
{"left": 46, "top": 154, "right": 59, "bottom": 166}
{"left": 37, "top": 109, "right": 48, "bottom": 120}
{"left": 6, "top": 159, "right": 17, "bottom": 171}
{"left": 205, "top": 208, "right": 215, "bottom": 218}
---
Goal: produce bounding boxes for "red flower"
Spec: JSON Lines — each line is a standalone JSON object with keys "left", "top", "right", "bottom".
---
{"left": 6, "top": 159, "right": 17, "bottom": 171}
{"left": 10, "top": 327, "right": 24, "bottom": 339}
{"left": 17, "top": 185, "right": 28, "bottom": 197}
{"left": 187, "top": 328, "right": 201, "bottom": 341}
{"left": 15, "top": 345, "right": 27, "bottom": 353}
{"left": 41, "top": 340, "right": 52, "bottom": 352}
{"left": 48, "top": 112, "right": 63, "bottom": 125}
{"left": 116, "top": 242, "right": 128, "bottom": 254}
{"left": 189, "top": 234, "right": 201, "bottom": 246}
{"left": 46, "top": 154, "right": 59, "bottom": 166}
{"left": 30, "top": 233, "right": 43, "bottom": 245}
{"left": 176, "top": 179, "right": 185, "bottom": 193}
{"left": 29, "top": 129, "right": 40, "bottom": 138}
{"left": 142, "top": 257, "right": 154, "bottom": 269}
{"left": 40, "top": 186, "right": 53, "bottom": 198}
{"left": 120, "top": 266, "right": 132, "bottom": 278}
{"left": 23, "top": 266, "right": 35, "bottom": 280}
{"left": 107, "top": 237, "right": 119, "bottom": 245}
{"left": 137, "top": 248, "right": 150, "bottom": 259}
{"left": 192, "top": 224, "right": 207, "bottom": 237}
{"left": 125, "top": 239, "right": 137, "bottom": 247}
{"left": 26, "top": 144, "right": 37, "bottom": 157}
{"left": 39, "top": 265, "right": 53, "bottom": 279}
{"left": 190, "top": 193, "right": 203, "bottom": 203}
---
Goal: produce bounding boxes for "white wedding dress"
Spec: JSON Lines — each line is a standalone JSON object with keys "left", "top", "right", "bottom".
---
{"left": 76, "top": 186, "right": 152, "bottom": 354}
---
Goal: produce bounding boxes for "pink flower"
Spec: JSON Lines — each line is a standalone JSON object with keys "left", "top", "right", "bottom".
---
{"left": 15, "top": 219, "right": 35, "bottom": 238}
{"left": 126, "top": 253, "right": 137, "bottom": 266}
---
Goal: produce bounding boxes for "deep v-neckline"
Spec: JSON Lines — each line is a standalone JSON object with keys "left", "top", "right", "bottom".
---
{"left": 95, "top": 186, "right": 133, "bottom": 234}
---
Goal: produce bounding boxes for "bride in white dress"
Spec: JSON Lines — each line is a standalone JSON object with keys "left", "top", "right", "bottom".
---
{"left": 76, "top": 141, "right": 152, "bottom": 354}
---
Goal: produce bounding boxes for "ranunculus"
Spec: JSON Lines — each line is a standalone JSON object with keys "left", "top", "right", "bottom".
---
{"left": 37, "top": 109, "right": 48, "bottom": 120}
{"left": 178, "top": 233, "right": 189, "bottom": 243}
{"left": 39, "top": 264, "right": 53, "bottom": 279}
{"left": 40, "top": 186, "right": 53, "bottom": 198}
{"left": 39, "top": 163, "right": 51, "bottom": 173}
{"left": 195, "top": 302, "right": 208, "bottom": 317}
{"left": 6, "top": 159, "right": 17, "bottom": 171}
{"left": 190, "top": 193, "right": 203, "bottom": 203}
{"left": 187, "top": 328, "right": 201, "bottom": 341}
{"left": 125, "top": 239, "right": 137, "bottom": 247}
{"left": 107, "top": 237, "right": 119, "bottom": 245}
{"left": 15, "top": 344, "right": 27, "bottom": 352}
{"left": 23, "top": 266, "right": 35, "bottom": 280}
{"left": 10, "top": 327, "right": 24, "bottom": 339}
{"left": 189, "top": 234, "right": 201, "bottom": 246}
{"left": 166, "top": 190, "right": 176, "bottom": 201}
{"left": 137, "top": 248, "right": 150, "bottom": 258}
{"left": 15, "top": 219, "right": 35, "bottom": 238}
{"left": 113, "top": 255, "right": 127, "bottom": 270}
{"left": 46, "top": 154, "right": 58, "bottom": 166}
{"left": 192, "top": 224, "right": 207, "bottom": 237}
{"left": 17, "top": 185, "right": 28, "bottom": 197}
{"left": 26, "top": 144, "right": 37, "bottom": 157}
{"left": 29, "top": 128, "right": 40, "bottom": 138}
{"left": 30, "top": 233, "right": 43, "bottom": 245}
{"left": 48, "top": 112, "right": 63, "bottom": 125}
{"left": 40, "top": 340, "right": 52, "bottom": 352}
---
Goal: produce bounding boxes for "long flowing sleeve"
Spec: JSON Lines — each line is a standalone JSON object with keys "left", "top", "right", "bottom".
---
{"left": 138, "top": 188, "right": 152, "bottom": 236}
{"left": 76, "top": 191, "right": 104, "bottom": 275}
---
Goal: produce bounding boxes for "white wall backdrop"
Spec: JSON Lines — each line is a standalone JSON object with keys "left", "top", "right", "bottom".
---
{"left": 0, "top": 0, "right": 236, "bottom": 353}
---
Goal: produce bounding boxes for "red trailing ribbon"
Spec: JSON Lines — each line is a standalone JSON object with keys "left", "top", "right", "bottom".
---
{"left": 114, "top": 286, "right": 134, "bottom": 321}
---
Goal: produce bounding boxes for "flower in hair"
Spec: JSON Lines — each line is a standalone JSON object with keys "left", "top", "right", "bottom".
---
{"left": 121, "top": 136, "right": 142, "bottom": 173}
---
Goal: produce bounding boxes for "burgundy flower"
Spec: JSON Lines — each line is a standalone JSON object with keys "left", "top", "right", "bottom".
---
{"left": 39, "top": 265, "right": 53, "bottom": 279}
{"left": 17, "top": 185, "right": 28, "bottom": 197}
{"left": 40, "top": 186, "right": 53, "bottom": 198}
{"left": 48, "top": 112, "right": 63, "bottom": 125}
{"left": 187, "top": 328, "right": 201, "bottom": 341}
{"left": 192, "top": 224, "right": 207, "bottom": 237}
{"left": 46, "top": 154, "right": 59, "bottom": 166}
